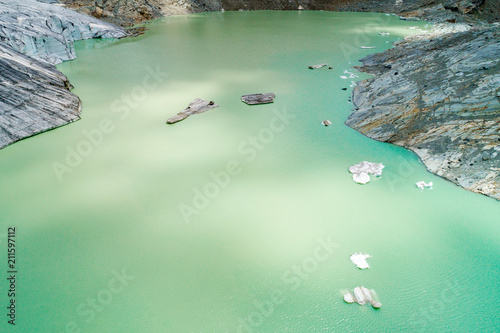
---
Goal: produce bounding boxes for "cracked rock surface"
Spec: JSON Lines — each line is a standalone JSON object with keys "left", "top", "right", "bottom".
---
{"left": 346, "top": 25, "right": 500, "bottom": 200}
{"left": 0, "top": 0, "right": 127, "bottom": 150}
{"left": 0, "top": 0, "right": 127, "bottom": 65}
{"left": 0, "top": 44, "right": 81, "bottom": 149}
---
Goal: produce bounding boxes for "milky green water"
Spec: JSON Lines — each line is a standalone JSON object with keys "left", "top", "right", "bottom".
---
{"left": 1, "top": 11, "right": 499, "bottom": 332}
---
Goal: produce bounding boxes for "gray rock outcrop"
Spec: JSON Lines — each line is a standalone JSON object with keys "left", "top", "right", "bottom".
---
{"left": 0, "top": 0, "right": 128, "bottom": 150}
{"left": 0, "top": 0, "right": 127, "bottom": 65}
{"left": 346, "top": 26, "right": 500, "bottom": 200}
{"left": 0, "top": 44, "right": 81, "bottom": 149}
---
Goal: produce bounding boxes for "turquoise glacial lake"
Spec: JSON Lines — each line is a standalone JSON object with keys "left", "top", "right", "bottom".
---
{"left": 1, "top": 11, "right": 499, "bottom": 332}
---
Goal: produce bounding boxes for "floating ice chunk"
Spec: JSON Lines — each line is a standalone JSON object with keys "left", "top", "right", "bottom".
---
{"left": 349, "top": 81, "right": 357, "bottom": 87}
{"left": 416, "top": 181, "right": 433, "bottom": 190}
{"left": 350, "top": 253, "right": 371, "bottom": 269}
{"left": 379, "top": 32, "right": 390, "bottom": 36}
{"left": 352, "top": 173, "right": 371, "bottom": 184}
{"left": 343, "top": 292, "right": 355, "bottom": 303}
{"left": 353, "top": 287, "right": 367, "bottom": 305}
{"left": 342, "top": 70, "right": 359, "bottom": 79}
{"left": 321, "top": 120, "right": 332, "bottom": 127}
{"left": 340, "top": 75, "right": 348, "bottom": 79}
{"left": 349, "top": 161, "right": 385, "bottom": 184}
{"left": 360, "top": 46, "right": 376, "bottom": 49}
{"left": 344, "top": 287, "right": 381, "bottom": 308}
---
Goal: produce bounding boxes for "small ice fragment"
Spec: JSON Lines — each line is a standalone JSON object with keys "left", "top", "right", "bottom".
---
{"left": 350, "top": 253, "right": 372, "bottom": 269}
{"left": 352, "top": 173, "right": 370, "bottom": 184}
{"left": 343, "top": 292, "right": 355, "bottom": 303}
{"left": 416, "top": 181, "right": 433, "bottom": 190}
{"left": 344, "top": 287, "right": 382, "bottom": 308}
{"left": 349, "top": 161, "right": 385, "bottom": 184}
{"left": 353, "top": 287, "right": 367, "bottom": 305}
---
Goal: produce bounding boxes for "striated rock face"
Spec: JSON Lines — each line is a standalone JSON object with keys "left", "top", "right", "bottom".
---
{"left": 0, "top": 0, "right": 128, "bottom": 150}
{"left": 0, "top": 44, "right": 81, "bottom": 149}
{"left": 0, "top": 0, "right": 127, "bottom": 64}
{"left": 346, "top": 26, "right": 500, "bottom": 200}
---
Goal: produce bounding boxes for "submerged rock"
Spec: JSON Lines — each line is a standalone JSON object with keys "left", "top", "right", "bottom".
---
{"left": 167, "top": 98, "right": 219, "bottom": 124}
{"left": 350, "top": 253, "right": 371, "bottom": 269}
{"left": 349, "top": 161, "right": 385, "bottom": 184}
{"left": 346, "top": 26, "right": 500, "bottom": 200}
{"left": 241, "top": 93, "right": 276, "bottom": 105}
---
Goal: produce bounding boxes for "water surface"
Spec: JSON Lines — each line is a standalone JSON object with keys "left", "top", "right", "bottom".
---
{"left": 1, "top": 11, "right": 499, "bottom": 332}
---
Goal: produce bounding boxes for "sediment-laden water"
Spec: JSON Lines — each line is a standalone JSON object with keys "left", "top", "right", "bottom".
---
{"left": 1, "top": 11, "right": 499, "bottom": 332}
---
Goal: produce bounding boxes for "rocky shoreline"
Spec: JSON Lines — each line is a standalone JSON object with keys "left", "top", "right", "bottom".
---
{"left": 0, "top": 0, "right": 127, "bottom": 150}
{"left": 0, "top": 0, "right": 499, "bottom": 200}
{"left": 346, "top": 8, "right": 500, "bottom": 200}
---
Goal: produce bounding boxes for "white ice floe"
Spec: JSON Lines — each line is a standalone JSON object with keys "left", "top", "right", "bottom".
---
{"left": 340, "top": 75, "right": 348, "bottom": 79}
{"left": 322, "top": 120, "right": 332, "bottom": 126}
{"left": 416, "top": 181, "right": 433, "bottom": 190}
{"left": 349, "top": 81, "right": 357, "bottom": 87}
{"left": 344, "top": 287, "right": 381, "bottom": 308}
{"left": 342, "top": 70, "right": 359, "bottom": 79}
{"left": 360, "top": 46, "right": 376, "bottom": 49}
{"left": 352, "top": 173, "right": 371, "bottom": 184}
{"left": 349, "top": 161, "right": 385, "bottom": 184}
{"left": 350, "top": 253, "right": 371, "bottom": 269}
{"left": 379, "top": 32, "right": 390, "bottom": 36}
{"left": 343, "top": 292, "right": 355, "bottom": 303}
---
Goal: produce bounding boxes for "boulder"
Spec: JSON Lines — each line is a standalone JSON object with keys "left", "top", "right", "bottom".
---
{"left": 167, "top": 98, "right": 219, "bottom": 124}
{"left": 241, "top": 93, "right": 276, "bottom": 105}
